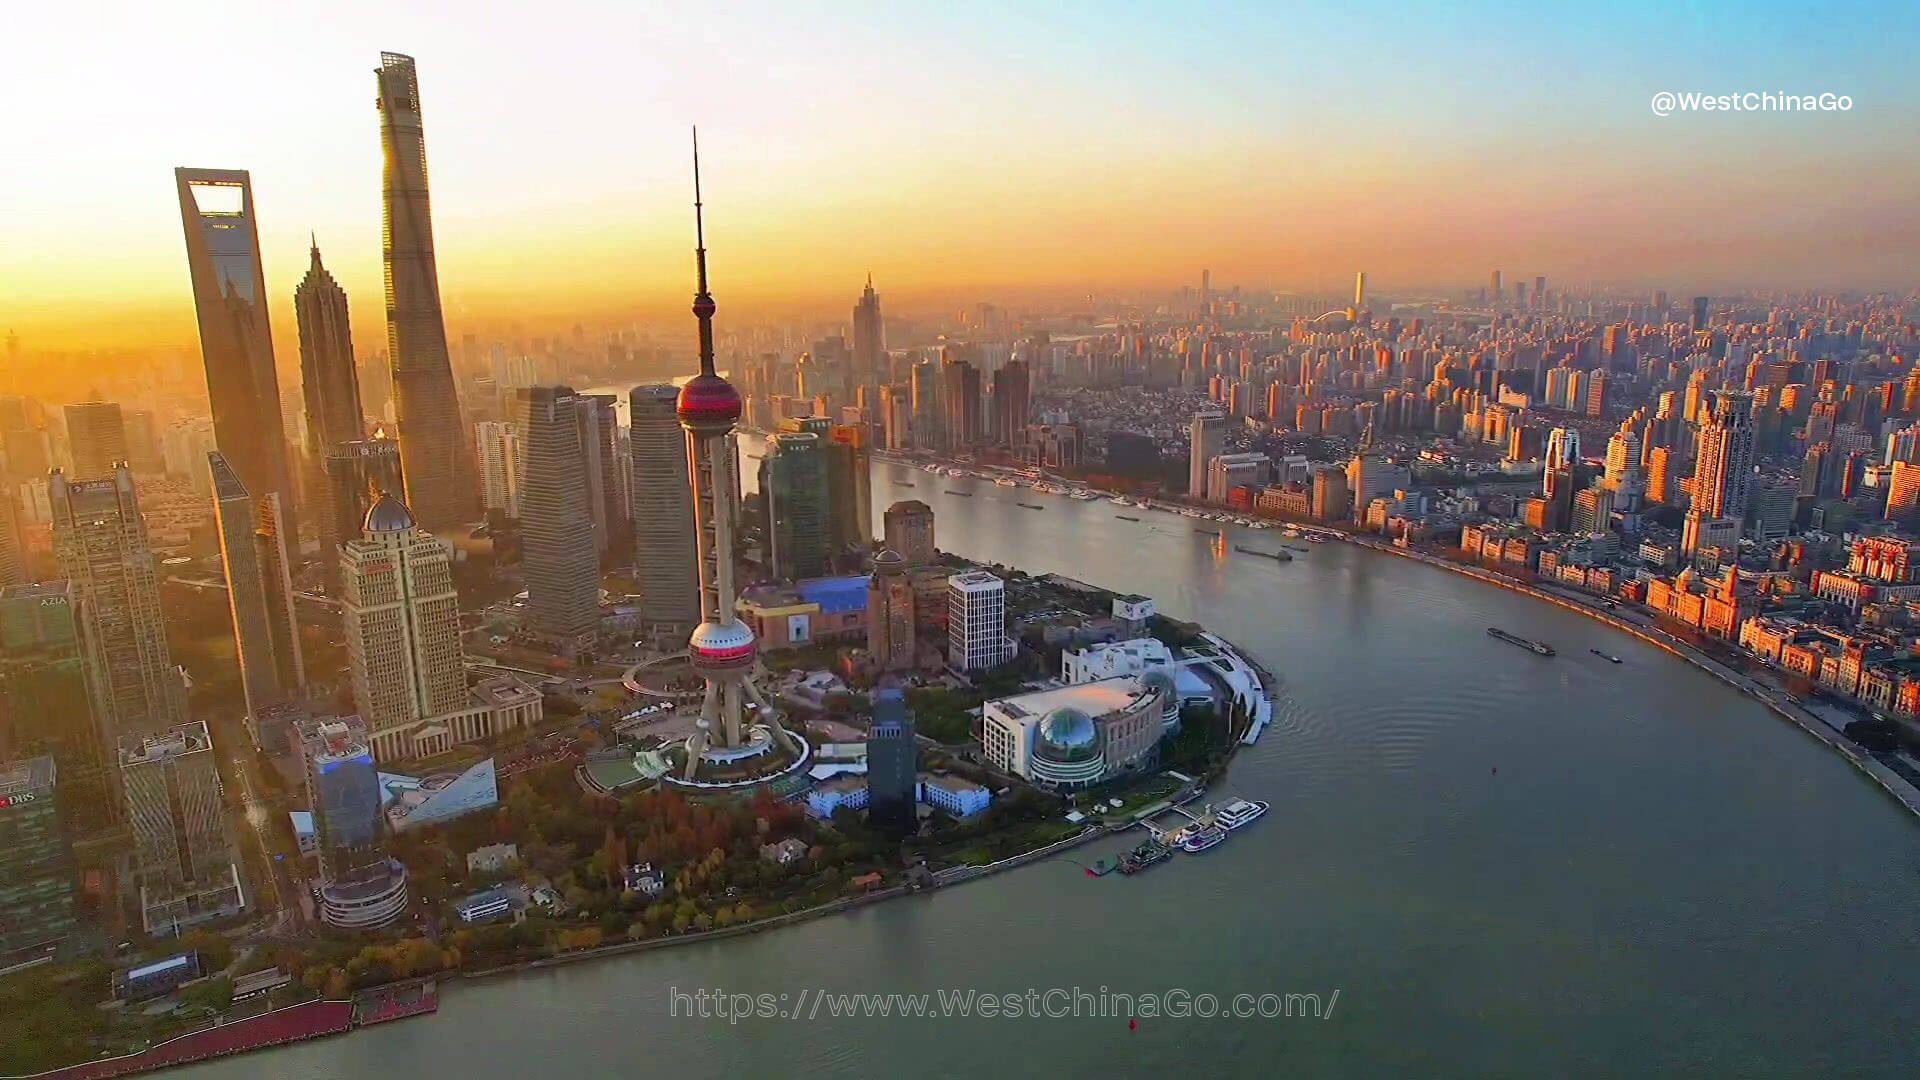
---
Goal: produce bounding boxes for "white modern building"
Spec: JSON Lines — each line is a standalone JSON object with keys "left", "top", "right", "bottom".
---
{"left": 919, "top": 773, "right": 991, "bottom": 817}
{"left": 947, "top": 570, "right": 1015, "bottom": 671}
{"left": 381, "top": 756, "right": 500, "bottom": 831}
{"left": 473, "top": 420, "right": 521, "bottom": 518}
{"left": 980, "top": 677, "right": 1167, "bottom": 790}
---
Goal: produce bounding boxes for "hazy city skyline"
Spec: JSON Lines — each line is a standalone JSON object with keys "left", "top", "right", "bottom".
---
{"left": 4, "top": 1, "right": 1915, "bottom": 358}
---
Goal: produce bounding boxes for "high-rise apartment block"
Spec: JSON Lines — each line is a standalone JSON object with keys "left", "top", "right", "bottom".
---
{"left": 0, "top": 756, "right": 77, "bottom": 963}
{"left": 50, "top": 467, "right": 184, "bottom": 740}
{"left": 1188, "top": 412, "right": 1226, "bottom": 498}
{"left": 473, "top": 420, "right": 521, "bottom": 518}
{"left": 120, "top": 721, "right": 244, "bottom": 934}
{"left": 947, "top": 570, "right": 1013, "bottom": 672}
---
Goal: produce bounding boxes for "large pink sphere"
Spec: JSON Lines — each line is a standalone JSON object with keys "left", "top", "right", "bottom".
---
{"left": 677, "top": 372, "right": 742, "bottom": 429}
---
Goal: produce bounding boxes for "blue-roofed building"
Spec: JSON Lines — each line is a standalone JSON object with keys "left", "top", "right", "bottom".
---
{"left": 738, "top": 575, "right": 870, "bottom": 651}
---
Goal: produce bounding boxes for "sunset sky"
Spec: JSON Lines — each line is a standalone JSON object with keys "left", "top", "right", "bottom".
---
{"left": 3, "top": 0, "right": 1915, "bottom": 353}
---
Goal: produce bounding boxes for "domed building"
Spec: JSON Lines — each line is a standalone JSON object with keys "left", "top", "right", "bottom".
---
{"left": 979, "top": 676, "right": 1169, "bottom": 791}
{"left": 1138, "top": 669, "right": 1183, "bottom": 732}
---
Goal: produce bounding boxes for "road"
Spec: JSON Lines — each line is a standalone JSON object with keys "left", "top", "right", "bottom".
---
{"left": 228, "top": 750, "right": 306, "bottom": 936}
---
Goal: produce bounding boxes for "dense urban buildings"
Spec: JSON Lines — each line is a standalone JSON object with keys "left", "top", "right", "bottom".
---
{"left": 377, "top": 51, "right": 474, "bottom": 533}
{"left": 175, "top": 168, "right": 300, "bottom": 548}
{"left": 50, "top": 467, "right": 185, "bottom": 741}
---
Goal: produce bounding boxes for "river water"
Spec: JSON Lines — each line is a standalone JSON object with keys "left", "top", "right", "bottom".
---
{"left": 190, "top": 457, "right": 1920, "bottom": 1077}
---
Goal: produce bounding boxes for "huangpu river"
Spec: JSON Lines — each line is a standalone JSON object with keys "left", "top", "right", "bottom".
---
{"left": 189, "top": 451, "right": 1920, "bottom": 1077}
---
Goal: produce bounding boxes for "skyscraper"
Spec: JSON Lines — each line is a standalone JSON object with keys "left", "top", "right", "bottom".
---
{"left": 175, "top": 169, "right": 299, "bottom": 550}
{"left": 990, "top": 361, "right": 1030, "bottom": 447}
{"left": 852, "top": 276, "right": 885, "bottom": 396}
{"left": 341, "top": 495, "right": 467, "bottom": 760}
{"left": 940, "top": 355, "right": 983, "bottom": 450}
{"left": 1188, "top": 412, "right": 1225, "bottom": 498}
{"left": 320, "top": 438, "right": 405, "bottom": 595}
{"left": 866, "top": 549, "right": 915, "bottom": 672}
{"left": 297, "top": 714, "right": 408, "bottom": 930}
{"left": 376, "top": 52, "right": 473, "bottom": 533}
{"left": 824, "top": 424, "right": 873, "bottom": 561}
{"left": 0, "top": 486, "right": 23, "bottom": 588}
{"left": 1691, "top": 295, "right": 1711, "bottom": 332}
{"left": 0, "top": 584, "right": 117, "bottom": 833}
{"left": 911, "top": 359, "right": 940, "bottom": 450}
{"left": 63, "top": 402, "right": 128, "bottom": 481}
{"left": 1683, "top": 390, "right": 1755, "bottom": 555}
{"left": 947, "top": 570, "right": 1012, "bottom": 671}
{"left": 865, "top": 689, "right": 917, "bottom": 832}
{"left": 294, "top": 241, "right": 365, "bottom": 458}
{"left": 50, "top": 467, "right": 184, "bottom": 740}
{"left": 473, "top": 420, "right": 521, "bottom": 518}
{"left": 675, "top": 134, "right": 801, "bottom": 778}
{"left": 514, "top": 387, "right": 600, "bottom": 649}
{"left": 628, "top": 385, "right": 699, "bottom": 645}
{"left": 120, "top": 721, "right": 243, "bottom": 933}
{"left": 578, "top": 393, "right": 623, "bottom": 558}
{"left": 209, "top": 452, "right": 304, "bottom": 728}
{"left": 764, "top": 431, "right": 829, "bottom": 579}
{"left": 0, "top": 756, "right": 77, "bottom": 961}
{"left": 883, "top": 499, "right": 935, "bottom": 566}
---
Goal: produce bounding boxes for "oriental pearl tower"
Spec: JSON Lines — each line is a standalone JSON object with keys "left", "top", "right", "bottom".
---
{"left": 677, "top": 131, "right": 802, "bottom": 780}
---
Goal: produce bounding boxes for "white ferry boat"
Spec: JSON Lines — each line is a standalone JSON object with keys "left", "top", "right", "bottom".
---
{"left": 1111, "top": 496, "right": 1132, "bottom": 505}
{"left": 1180, "top": 824, "right": 1228, "bottom": 853}
{"left": 1282, "top": 527, "right": 1300, "bottom": 538}
{"left": 1213, "top": 798, "right": 1268, "bottom": 831}
{"left": 994, "top": 477, "right": 1017, "bottom": 487}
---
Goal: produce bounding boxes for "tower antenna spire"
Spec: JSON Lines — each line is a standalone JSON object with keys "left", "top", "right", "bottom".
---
{"left": 691, "top": 126, "right": 717, "bottom": 376}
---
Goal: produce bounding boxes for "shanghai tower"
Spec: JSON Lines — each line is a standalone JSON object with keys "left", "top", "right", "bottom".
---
{"left": 376, "top": 52, "right": 473, "bottom": 533}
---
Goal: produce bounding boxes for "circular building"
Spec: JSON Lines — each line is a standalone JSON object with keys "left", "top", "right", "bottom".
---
{"left": 1140, "top": 669, "right": 1182, "bottom": 732}
{"left": 1029, "top": 706, "right": 1106, "bottom": 789}
{"left": 316, "top": 857, "right": 410, "bottom": 930}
